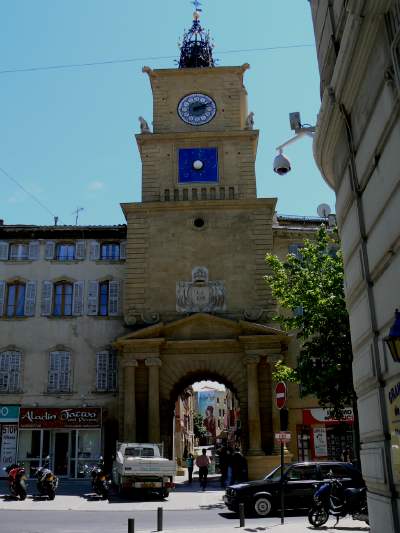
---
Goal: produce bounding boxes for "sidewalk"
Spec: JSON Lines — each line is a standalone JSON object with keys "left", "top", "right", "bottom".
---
{"left": 148, "top": 518, "right": 369, "bottom": 533}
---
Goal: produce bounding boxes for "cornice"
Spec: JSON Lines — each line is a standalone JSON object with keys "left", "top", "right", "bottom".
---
{"left": 142, "top": 64, "right": 250, "bottom": 79}
{"left": 135, "top": 129, "right": 259, "bottom": 145}
{"left": 121, "top": 197, "right": 277, "bottom": 216}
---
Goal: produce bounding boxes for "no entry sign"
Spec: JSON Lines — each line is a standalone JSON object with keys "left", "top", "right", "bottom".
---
{"left": 275, "top": 382, "right": 287, "bottom": 410}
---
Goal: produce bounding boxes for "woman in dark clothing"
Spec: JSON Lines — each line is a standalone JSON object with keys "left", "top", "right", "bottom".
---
{"left": 186, "top": 453, "right": 194, "bottom": 483}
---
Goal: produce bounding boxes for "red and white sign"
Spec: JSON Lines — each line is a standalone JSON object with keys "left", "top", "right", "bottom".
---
{"left": 303, "top": 408, "right": 354, "bottom": 426}
{"left": 275, "top": 382, "right": 287, "bottom": 410}
{"left": 275, "top": 431, "right": 291, "bottom": 443}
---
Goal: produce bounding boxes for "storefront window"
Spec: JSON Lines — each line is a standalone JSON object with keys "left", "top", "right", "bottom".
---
{"left": 18, "top": 430, "right": 49, "bottom": 477}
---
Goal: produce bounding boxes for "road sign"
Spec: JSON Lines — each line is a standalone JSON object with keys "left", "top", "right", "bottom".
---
{"left": 275, "top": 431, "right": 291, "bottom": 443}
{"left": 275, "top": 381, "right": 287, "bottom": 409}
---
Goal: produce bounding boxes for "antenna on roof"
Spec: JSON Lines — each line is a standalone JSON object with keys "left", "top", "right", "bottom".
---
{"left": 72, "top": 207, "right": 84, "bottom": 225}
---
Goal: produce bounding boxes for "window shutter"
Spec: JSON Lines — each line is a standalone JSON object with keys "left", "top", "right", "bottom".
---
{"left": 8, "top": 351, "right": 21, "bottom": 392}
{"left": 72, "top": 281, "right": 85, "bottom": 316}
{"left": 108, "top": 280, "right": 121, "bottom": 316}
{"left": 108, "top": 352, "right": 117, "bottom": 391}
{"left": 87, "top": 281, "right": 99, "bottom": 315}
{"left": 24, "top": 281, "right": 37, "bottom": 317}
{"left": 0, "top": 280, "right": 5, "bottom": 316}
{"left": 89, "top": 240, "right": 100, "bottom": 260}
{"left": 0, "top": 351, "right": 8, "bottom": 391}
{"left": 45, "top": 241, "right": 55, "bottom": 260}
{"left": 75, "top": 240, "right": 86, "bottom": 260}
{"left": 0, "top": 241, "right": 9, "bottom": 260}
{"left": 96, "top": 351, "right": 108, "bottom": 391}
{"left": 59, "top": 352, "right": 71, "bottom": 392}
{"left": 41, "top": 281, "right": 53, "bottom": 316}
{"left": 28, "top": 241, "right": 40, "bottom": 260}
{"left": 120, "top": 241, "right": 127, "bottom": 260}
{"left": 48, "top": 351, "right": 60, "bottom": 392}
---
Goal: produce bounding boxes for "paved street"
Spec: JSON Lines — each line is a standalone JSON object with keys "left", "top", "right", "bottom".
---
{"left": 0, "top": 477, "right": 370, "bottom": 532}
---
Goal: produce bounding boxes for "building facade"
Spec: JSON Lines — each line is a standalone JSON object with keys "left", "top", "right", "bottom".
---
{"left": 309, "top": 1, "right": 400, "bottom": 530}
{"left": 0, "top": 8, "right": 351, "bottom": 480}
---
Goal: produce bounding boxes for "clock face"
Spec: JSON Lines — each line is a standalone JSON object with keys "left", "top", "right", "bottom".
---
{"left": 177, "top": 93, "right": 217, "bottom": 126}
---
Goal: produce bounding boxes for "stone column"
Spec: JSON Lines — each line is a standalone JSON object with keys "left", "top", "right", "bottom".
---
{"left": 145, "top": 357, "right": 162, "bottom": 442}
{"left": 123, "top": 359, "right": 138, "bottom": 441}
{"left": 246, "top": 354, "right": 263, "bottom": 455}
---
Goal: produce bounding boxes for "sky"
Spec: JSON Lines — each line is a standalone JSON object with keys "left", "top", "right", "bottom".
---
{"left": 0, "top": 0, "right": 336, "bottom": 226}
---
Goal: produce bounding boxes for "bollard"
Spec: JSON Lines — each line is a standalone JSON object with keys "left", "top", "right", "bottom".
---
{"left": 128, "top": 518, "right": 135, "bottom": 533}
{"left": 239, "top": 503, "right": 245, "bottom": 528}
{"left": 157, "top": 506, "right": 163, "bottom": 531}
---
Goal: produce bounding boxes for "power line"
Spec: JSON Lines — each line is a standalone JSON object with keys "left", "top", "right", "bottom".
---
{"left": 0, "top": 44, "right": 314, "bottom": 75}
{"left": 0, "top": 166, "right": 62, "bottom": 223}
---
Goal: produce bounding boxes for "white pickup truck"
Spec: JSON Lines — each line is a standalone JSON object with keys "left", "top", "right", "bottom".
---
{"left": 112, "top": 442, "right": 176, "bottom": 498}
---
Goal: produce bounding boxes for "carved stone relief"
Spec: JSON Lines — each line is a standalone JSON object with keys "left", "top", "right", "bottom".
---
{"left": 176, "top": 267, "right": 225, "bottom": 313}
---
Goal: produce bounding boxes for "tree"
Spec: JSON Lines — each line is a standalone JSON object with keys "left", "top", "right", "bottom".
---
{"left": 265, "top": 225, "right": 356, "bottom": 421}
{"left": 193, "top": 412, "right": 207, "bottom": 440}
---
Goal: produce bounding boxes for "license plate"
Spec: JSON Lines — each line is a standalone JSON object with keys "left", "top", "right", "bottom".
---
{"left": 134, "top": 482, "right": 161, "bottom": 488}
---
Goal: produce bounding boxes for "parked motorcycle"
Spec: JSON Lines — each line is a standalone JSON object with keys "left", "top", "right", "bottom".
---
{"left": 86, "top": 457, "right": 110, "bottom": 499}
{"left": 3, "top": 463, "right": 28, "bottom": 500}
{"left": 308, "top": 475, "right": 369, "bottom": 527}
{"left": 35, "top": 456, "right": 58, "bottom": 500}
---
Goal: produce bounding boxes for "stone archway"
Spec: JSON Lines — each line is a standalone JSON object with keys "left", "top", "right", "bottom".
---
{"left": 114, "top": 313, "right": 290, "bottom": 479}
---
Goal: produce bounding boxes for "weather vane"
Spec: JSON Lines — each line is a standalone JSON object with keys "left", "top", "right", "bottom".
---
{"left": 192, "top": 0, "right": 202, "bottom": 12}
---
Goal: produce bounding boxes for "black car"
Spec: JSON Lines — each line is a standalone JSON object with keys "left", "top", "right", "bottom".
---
{"left": 223, "top": 461, "right": 364, "bottom": 517}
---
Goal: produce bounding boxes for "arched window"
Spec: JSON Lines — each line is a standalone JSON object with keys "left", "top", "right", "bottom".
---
{"left": 6, "top": 282, "right": 26, "bottom": 318}
{"left": 54, "top": 282, "right": 73, "bottom": 316}
{"left": 0, "top": 350, "right": 22, "bottom": 392}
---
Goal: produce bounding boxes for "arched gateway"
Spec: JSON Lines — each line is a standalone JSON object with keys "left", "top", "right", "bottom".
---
{"left": 115, "top": 313, "right": 290, "bottom": 479}
{"left": 114, "top": 10, "right": 293, "bottom": 479}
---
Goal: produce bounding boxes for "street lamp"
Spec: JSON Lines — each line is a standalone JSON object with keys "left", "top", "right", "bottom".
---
{"left": 384, "top": 309, "right": 400, "bottom": 363}
{"left": 273, "top": 112, "right": 316, "bottom": 175}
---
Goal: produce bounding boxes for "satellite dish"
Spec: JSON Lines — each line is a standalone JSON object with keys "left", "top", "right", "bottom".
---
{"left": 317, "top": 203, "right": 331, "bottom": 218}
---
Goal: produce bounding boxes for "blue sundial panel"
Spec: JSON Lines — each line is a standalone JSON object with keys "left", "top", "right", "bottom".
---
{"left": 178, "top": 148, "right": 219, "bottom": 183}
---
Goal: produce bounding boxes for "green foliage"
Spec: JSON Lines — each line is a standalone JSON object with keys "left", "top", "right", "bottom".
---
{"left": 272, "top": 360, "right": 299, "bottom": 384}
{"left": 265, "top": 225, "right": 354, "bottom": 419}
{"left": 193, "top": 412, "right": 207, "bottom": 439}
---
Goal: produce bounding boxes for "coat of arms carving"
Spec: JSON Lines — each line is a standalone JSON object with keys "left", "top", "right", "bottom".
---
{"left": 176, "top": 267, "right": 225, "bottom": 313}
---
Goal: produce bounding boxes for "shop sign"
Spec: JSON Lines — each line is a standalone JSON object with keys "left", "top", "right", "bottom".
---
{"left": 0, "top": 424, "right": 18, "bottom": 471}
{"left": 313, "top": 427, "right": 328, "bottom": 457}
{"left": 19, "top": 407, "right": 101, "bottom": 428}
{"left": 0, "top": 405, "right": 20, "bottom": 422}
{"left": 303, "top": 408, "right": 354, "bottom": 425}
{"left": 387, "top": 379, "right": 400, "bottom": 483}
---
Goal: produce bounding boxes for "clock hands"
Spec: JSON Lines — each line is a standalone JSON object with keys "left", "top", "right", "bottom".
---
{"left": 191, "top": 102, "right": 208, "bottom": 113}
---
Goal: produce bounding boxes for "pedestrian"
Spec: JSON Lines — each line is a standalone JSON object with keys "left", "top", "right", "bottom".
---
{"left": 226, "top": 447, "right": 234, "bottom": 486}
{"left": 196, "top": 449, "right": 211, "bottom": 491}
{"left": 186, "top": 453, "right": 194, "bottom": 483}
{"left": 232, "top": 448, "right": 248, "bottom": 482}
{"left": 217, "top": 445, "right": 228, "bottom": 487}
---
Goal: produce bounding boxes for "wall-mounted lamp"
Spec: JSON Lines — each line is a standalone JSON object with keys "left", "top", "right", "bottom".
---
{"left": 384, "top": 309, "right": 400, "bottom": 362}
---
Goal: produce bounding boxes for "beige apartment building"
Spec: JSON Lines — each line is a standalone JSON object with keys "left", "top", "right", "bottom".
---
{"left": 309, "top": 1, "right": 400, "bottom": 530}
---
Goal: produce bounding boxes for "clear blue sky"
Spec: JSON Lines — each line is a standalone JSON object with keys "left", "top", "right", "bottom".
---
{"left": 0, "top": 0, "right": 335, "bottom": 226}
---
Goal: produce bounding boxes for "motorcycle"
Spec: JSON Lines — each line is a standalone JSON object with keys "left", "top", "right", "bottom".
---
{"left": 34, "top": 456, "right": 58, "bottom": 500}
{"left": 3, "top": 463, "right": 28, "bottom": 500}
{"left": 308, "top": 475, "right": 369, "bottom": 527}
{"left": 86, "top": 456, "right": 110, "bottom": 499}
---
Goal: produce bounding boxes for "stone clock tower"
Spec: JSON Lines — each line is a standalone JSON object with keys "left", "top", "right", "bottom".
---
{"left": 116, "top": 6, "right": 290, "bottom": 479}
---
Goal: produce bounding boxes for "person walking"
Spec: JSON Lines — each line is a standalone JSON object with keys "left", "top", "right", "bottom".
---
{"left": 186, "top": 453, "right": 194, "bottom": 483}
{"left": 196, "top": 449, "right": 211, "bottom": 491}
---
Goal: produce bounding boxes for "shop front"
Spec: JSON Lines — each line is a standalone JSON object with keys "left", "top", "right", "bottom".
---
{"left": 297, "top": 408, "right": 354, "bottom": 462}
{"left": 18, "top": 407, "right": 102, "bottom": 478}
{"left": 0, "top": 405, "right": 20, "bottom": 476}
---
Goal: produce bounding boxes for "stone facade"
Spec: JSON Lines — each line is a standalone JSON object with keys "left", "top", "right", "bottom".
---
{"left": 309, "top": 1, "right": 400, "bottom": 530}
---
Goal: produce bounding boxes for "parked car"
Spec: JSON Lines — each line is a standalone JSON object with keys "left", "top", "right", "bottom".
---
{"left": 223, "top": 461, "right": 364, "bottom": 517}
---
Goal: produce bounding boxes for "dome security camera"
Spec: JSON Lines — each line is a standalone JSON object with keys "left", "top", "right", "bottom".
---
{"left": 273, "top": 152, "right": 291, "bottom": 175}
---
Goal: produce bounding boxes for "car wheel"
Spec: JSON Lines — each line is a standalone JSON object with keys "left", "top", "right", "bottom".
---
{"left": 253, "top": 496, "right": 272, "bottom": 517}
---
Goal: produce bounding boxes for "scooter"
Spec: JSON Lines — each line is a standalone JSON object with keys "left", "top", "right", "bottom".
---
{"left": 308, "top": 475, "right": 369, "bottom": 527}
{"left": 35, "top": 456, "right": 58, "bottom": 500}
{"left": 3, "top": 463, "right": 28, "bottom": 500}
{"left": 87, "top": 456, "right": 110, "bottom": 499}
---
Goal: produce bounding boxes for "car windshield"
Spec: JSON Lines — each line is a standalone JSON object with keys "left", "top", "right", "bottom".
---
{"left": 265, "top": 465, "right": 291, "bottom": 481}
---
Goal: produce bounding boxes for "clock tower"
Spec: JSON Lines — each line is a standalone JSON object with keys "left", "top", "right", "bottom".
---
{"left": 117, "top": 4, "right": 289, "bottom": 479}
